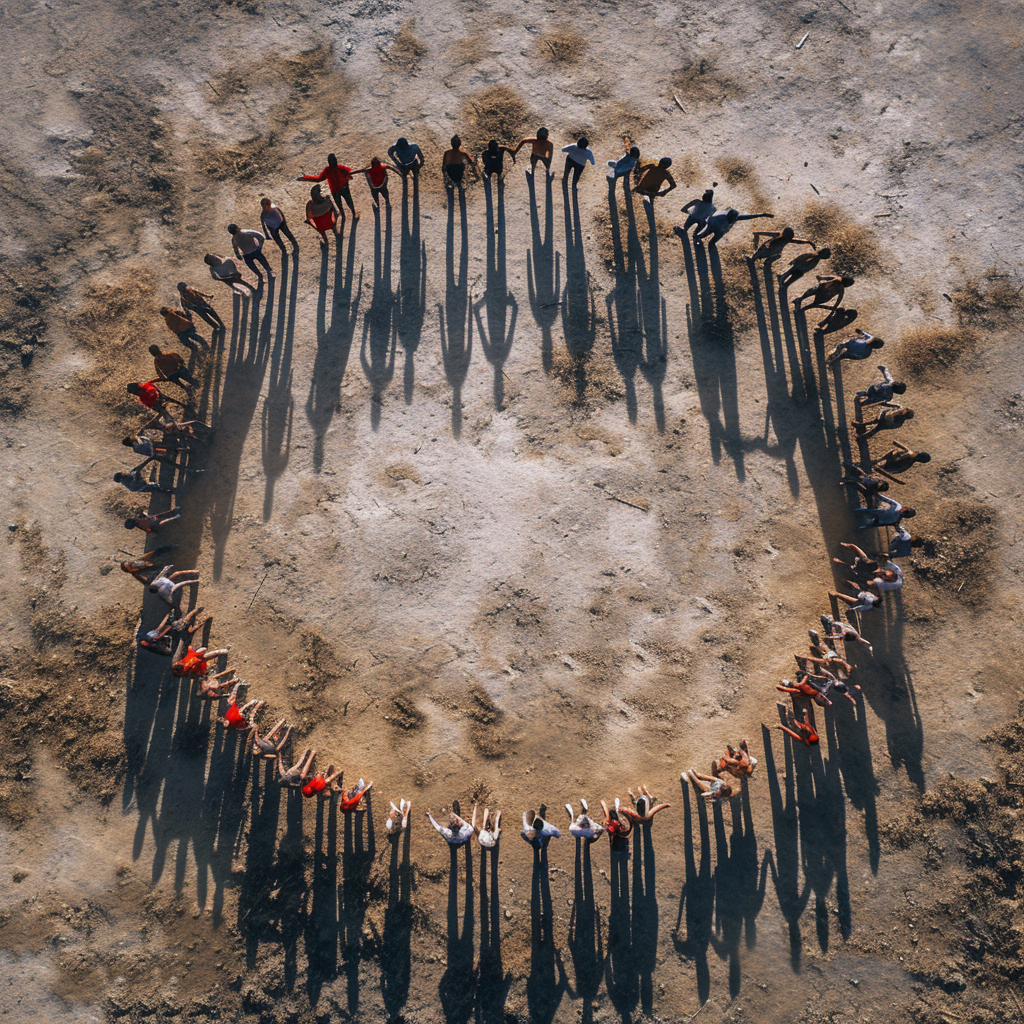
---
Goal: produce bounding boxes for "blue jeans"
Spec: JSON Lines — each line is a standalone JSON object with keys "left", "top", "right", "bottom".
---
{"left": 243, "top": 248, "right": 273, "bottom": 277}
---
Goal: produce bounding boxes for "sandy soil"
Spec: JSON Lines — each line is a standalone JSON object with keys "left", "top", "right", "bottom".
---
{"left": 1, "top": 0, "right": 1023, "bottom": 1020}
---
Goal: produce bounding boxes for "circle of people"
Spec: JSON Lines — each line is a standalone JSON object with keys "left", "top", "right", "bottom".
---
{"left": 112, "top": 123, "right": 932, "bottom": 852}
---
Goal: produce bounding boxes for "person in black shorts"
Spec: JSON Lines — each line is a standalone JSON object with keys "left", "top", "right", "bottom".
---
{"left": 480, "top": 140, "right": 516, "bottom": 181}
{"left": 442, "top": 135, "right": 477, "bottom": 191}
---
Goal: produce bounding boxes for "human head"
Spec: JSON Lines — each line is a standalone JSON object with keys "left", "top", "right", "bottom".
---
{"left": 726, "top": 209, "right": 739, "bottom": 223}
{"left": 659, "top": 157, "right": 672, "bottom": 168}
{"left": 536, "top": 127, "right": 549, "bottom": 140}
{"left": 904, "top": 409, "right": 915, "bottom": 420}
{"left": 702, "top": 189, "right": 714, "bottom": 202}
{"left": 488, "top": 140, "right": 498, "bottom": 154}
{"left": 629, "top": 146, "right": 640, "bottom": 159}
{"left": 902, "top": 507, "right": 917, "bottom": 519}
{"left": 227, "top": 224, "right": 238, "bottom": 236}
{"left": 396, "top": 136, "right": 408, "bottom": 148}
{"left": 371, "top": 156, "right": 382, "bottom": 166}
{"left": 113, "top": 473, "right": 124, "bottom": 482}
{"left": 450, "top": 135, "right": 461, "bottom": 148}
{"left": 124, "top": 518, "right": 137, "bottom": 530}
{"left": 577, "top": 137, "right": 588, "bottom": 149}
{"left": 310, "top": 184, "right": 323, "bottom": 200}
{"left": 122, "top": 436, "right": 134, "bottom": 447}
{"left": 327, "top": 153, "right": 338, "bottom": 166}
{"left": 871, "top": 337, "right": 885, "bottom": 349}
{"left": 148, "top": 344, "right": 161, "bottom": 357}
{"left": 818, "top": 246, "right": 831, "bottom": 258}
{"left": 892, "top": 381, "right": 907, "bottom": 395}
{"left": 171, "top": 662, "right": 187, "bottom": 677}
{"left": 915, "top": 452, "right": 931, "bottom": 463}
{"left": 841, "top": 276, "right": 855, "bottom": 286}
{"left": 876, "top": 480, "right": 890, "bottom": 492}
{"left": 781, "top": 226, "right": 795, "bottom": 239}
{"left": 126, "top": 383, "right": 142, "bottom": 396}
{"left": 159, "top": 306, "right": 172, "bottom": 316}
{"left": 260, "top": 196, "right": 271, "bottom": 209}
{"left": 176, "top": 281, "right": 187, "bottom": 292}
{"left": 203, "top": 254, "right": 216, "bottom": 266}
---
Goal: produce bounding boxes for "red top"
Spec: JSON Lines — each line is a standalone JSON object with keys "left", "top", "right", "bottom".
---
{"left": 179, "top": 647, "right": 208, "bottom": 675}
{"left": 225, "top": 703, "right": 246, "bottom": 728}
{"left": 302, "top": 163, "right": 352, "bottom": 192}
{"left": 302, "top": 775, "right": 327, "bottom": 798}
{"left": 367, "top": 163, "right": 387, "bottom": 188}
{"left": 137, "top": 381, "right": 160, "bottom": 408}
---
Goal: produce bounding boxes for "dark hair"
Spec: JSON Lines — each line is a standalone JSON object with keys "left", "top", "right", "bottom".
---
{"left": 227, "top": 223, "right": 238, "bottom": 234}
{"left": 126, "top": 383, "right": 142, "bottom": 394}
{"left": 577, "top": 137, "right": 588, "bottom": 149}
{"left": 148, "top": 344, "right": 160, "bottom": 356}
{"left": 702, "top": 189, "right": 714, "bottom": 201}
{"left": 781, "top": 226, "right": 795, "bottom": 238}
{"left": 451, "top": 135, "right": 461, "bottom": 148}
{"left": 203, "top": 254, "right": 216, "bottom": 265}
{"left": 871, "top": 337, "right": 885, "bottom": 348}
{"left": 396, "top": 137, "right": 408, "bottom": 147}
{"left": 327, "top": 153, "right": 338, "bottom": 165}
{"left": 177, "top": 281, "right": 187, "bottom": 290}
{"left": 122, "top": 437, "right": 133, "bottom": 447}
{"left": 260, "top": 196, "right": 271, "bottom": 205}
{"left": 124, "top": 519, "right": 137, "bottom": 529}
{"left": 841, "top": 276, "right": 855, "bottom": 285}
{"left": 892, "top": 382, "right": 907, "bottom": 394}
{"left": 488, "top": 140, "right": 498, "bottom": 152}
{"left": 537, "top": 127, "right": 549, "bottom": 140}
{"left": 904, "top": 409, "right": 915, "bottom": 419}
{"left": 113, "top": 473, "right": 124, "bottom": 481}
{"left": 726, "top": 209, "right": 739, "bottom": 222}
{"left": 903, "top": 508, "right": 917, "bottom": 518}
{"left": 818, "top": 246, "right": 832, "bottom": 257}
{"left": 659, "top": 157, "right": 672, "bottom": 168}
{"left": 917, "top": 452, "right": 931, "bottom": 463}
{"left": 629, "top": 146, "right": 640, "bottom": 158}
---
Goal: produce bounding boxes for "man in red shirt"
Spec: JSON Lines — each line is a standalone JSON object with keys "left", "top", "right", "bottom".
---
{"left": 298, "top": 153, "right": 360, "bottom": 220}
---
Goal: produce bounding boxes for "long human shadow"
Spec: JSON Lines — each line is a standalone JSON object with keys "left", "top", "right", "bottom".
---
{"left": 604, "top": 835, "right": 638, "bottom": 1019}
{"left": 527, "top": 842, "right": 568, "bottom": 1024}
{"left": 306, "top": 227, "right": 361, "bottom": 472}
{"left": 438, "top": 840, "right": 476, "bottom": 1024}
{"left": 761, "top": 725, "right": 811, "bottom": 971}
{"left": 637, "top": 200, "right": 668, "bottom": 432}
{"left": 678, "top": 232, "right": 745, "bottom": 477}
{"left": 526, "top": 170, "right": 560, "bottom": 374}
{"left": 476, "top": 843, "right": 511, "bottom": 1024}
{"left": 237, "top": 760, "right": 283, "bottom": 966}
{"left": 381, "top": 826, "right": 413, "bottom": 1020}
{"left": 672, "top": 780, "right": 713, "bottom": 1005}
{"left": 439, "top": 189, "right": 472, "bottom": 439}
{"left": 605, "top": 180, "right": 642, "bottom": 425}
{"left": 561, "top": 180, "right": 596, "bottom": 404}
{"left": 569, "top": 838, "right": 602, "bottom": 1024}
{"left": 261, "top": 251, "right": 298, "bottom": 520}
{"left": 279, "top": 790, "right": 308, "bottom": 992}
{"left": 340, "top": 796, "right": 375, "bottom": 1014}
{"left": 360, "top": 202, "right": 397, "bottom": 430}
{"left": 396, "top": 173, "right": 426, "bottom": 404}
{"left": 632, "top": 820, "right": 660, "bottom": 1016}
{"left": 306, "top": 796, "right": 339, "bottom": 1005}
{"left": 474, "top": 177, "right": 517, "bottom": 410}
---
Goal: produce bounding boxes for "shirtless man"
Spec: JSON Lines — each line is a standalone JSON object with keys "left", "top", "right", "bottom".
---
{"left": 778, "top": 244, "right": 831, "bottom": 287}
{"left": 826, "top": 329, "right": 884, "bottom": 366}
{"left": 137, "top": 605, "right": 204, "bottom": 656}
{"left": 634, "top": 157, "right": 677, "bottom": 204}
{"left": 124, "top": 507, "right": 182, "bottom": 535}
{"left": 694, "top": 207, "right": 773, "bottom": 246}
{"left": 177, "top": 282, "right": 224, "bottom": 329}
{"left": 479, "top": 140, "right": 516, "bottom": 181}
{"left": 839, "top": 463, "right": 889, "bottom": 500}
{"left": 514, "top": 127, "right": 554, "bottom": 176}
{"left": 622, "top": 784, "right": 671, "bottom": 824}
{"left": 715, "top": 740, "right": 758, "bottom": 779}
{"left": 388, "top": 137, "right": 424, "bottom": 178}
{"left": 750, "top": 226, "right": 814, "bottom": 261}
{"left": 853, "top": 404, "right": 915, "bottom": 440}
{"left": 870, "top": 441, "right": 931, "bottom": 478}
{"left": 820, "top": 612, "right": 873, "bottom": 653}
{"left": 772, "top": 707, "right": 820, "bottom": 747}
{"left": 777, "top": 675, "right": 833, "bottom": 708}
{"left": 682, "top": 767, "right": 736, "bottom": 801}
{"left": 442, "top": 135, "right": 478, "bottom": 191}
{"left": 565, "top": 800, "right": 602, "bottom": 843}
{"left": 251, "top": 718, "right": 291, "bottom": 760}
{"left": 794, "top": 274, "right": 854, "bottom": 312}
{"left": 677, "top": 189, "right": 716, "bottom": 234}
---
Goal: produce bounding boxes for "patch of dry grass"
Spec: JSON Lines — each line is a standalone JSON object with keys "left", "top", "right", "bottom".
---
{"left": 951, "top": 271, "right": 1023, "bottom": 326}
{"left": 537, "top": 25, "right": 587, "bottom": 64}
{"left": 448, "top": 32, "right": 489, "bottom": 64}
{"left": 463, "top": 84, "right": 535, "bottom": 147}
{"left": 801, "top": 201, "right": 880, "bottom": 277}
{"left": 716, "top": 156, "right": 755, "bottom": 188}
{"left": 672, "top": 57, "right": 743, "bottom": 106}
{"left": 896, "top": 325, "right": 977, "bottom": 379}
{"left": 390, "top": 19, "right": 427, "bottom": 69}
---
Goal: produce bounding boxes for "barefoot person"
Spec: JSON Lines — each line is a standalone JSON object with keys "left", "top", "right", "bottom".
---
{"left": 606, "top": 136, "right": 640, "bottom": 192}
{"left": 277, "top": 748, "right": 317, "bottom": 788}
{"left": 386, "top": 798, "right": 412, "bottom": 835}
{"left": 600, "top": 798, "right": 633, "bottom": 842}
{"left": 125, "top": 507, "right": 182, "bottom": 535}
{"left": 148, "top": 566, "right": 200, "bottom": 605}
{"left": 354, "top": 156, "right": 393, "bottom": 208}
{"left": 298, "top": 153, "right": 359, "bottom": 220}
{"left": 682, "top": 767, "right": 736, "bottom": 801}
{"left": 622, "top": 784, "right": 671, "bottom": 824}
{"left": 476, "top": 807, "right": 502, "bottom": 848}
{"left": 338, "top": 778, "right": 373, "bottom": 813}
{"left": 853, "top": 404, "right": 915, "bottom": 440}
{"left": 830, "top": 586, "right": 883, "bottom": 615}
{"left": 442, "top": 135, "right": 477, "bottom": 191}
{"left": 304, "top": 185, "right": 340, "bottom": 244}
{"left": 870, "top": 441, "right": 931, "bottom": 478}
{"left": 172, "top": 642, "right": 229, "bottom": 678}
{"left": 826, "top": 329, "right": 884, "bottom": 366}
{"left": 480, "top": 140, "right": 516, "bottom": 181}
{"left": 778, "top": 244, "right": 831, "bottom": 286}
{"left": 149, "top": 345, "right": 198, "bottom": 389}
{"left": 204, "top": 253, "right": 257, "bottom": 295}
{"left": 677, "top": 189, "right": 716, "bottom": 234}
{"left": 561, "top": 137, "right": 595, "bottom": 189}
{"left": 387, "top": 137, "right": 424, "bottom": 178}
{"left": 302, "top": 763, "right": 343, "bottom": 800}
{"left": 794, "top": 274, "right": 854, "bottom": 312}
{"left": 160, "top": 306, "right": 207, "bottom": 352}
{"left": 694, "top": 207, "right": 773, "bottom": 245}
{"left": 177, "top": 282, "right": 224, "bottom": 329}
{"left": 514, "top": 127, "right": 553, "bottom": 176}
{"left": 566, "top": 800, "right": 602, "bottom": 843}
{"left": 715, "top": 740, "right": 758, "bottom": 779}
{"left": 751, "top": 226, "right": 814, "bottom": 261}
{"left": 426, "top": 804, "right": 475, "bottom": 845}
{"left": 259, "top": 197, "right": 299, "bottom": 253}
{"left": 521, "top": 807, "right": 561, "bottom": 848}
{"left": 634, "top": 157, "right": 677, "bottom": 204}
{"left": 855, "top": 365, "right": 907, "bottom": 405}
{"left": 113, "top": 465, "right": 174, "bottom": 495}
{"left": 819, "top": 612, "right": 873, "bottom": 653}
{"left": 251, "top": 718, "right": 292, "bottom": 760}
{"left": 772, "top": 707, "right": 820, "bottom": 747}
{"left": 228, "top": 223, "right": 274, "bottom": 285}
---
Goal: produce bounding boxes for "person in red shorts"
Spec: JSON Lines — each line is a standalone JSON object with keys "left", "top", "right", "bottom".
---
{"left": 127, "top": 380, "right": 185, "bottom": 418}
{"left": 218, "top": 688, "right": 265, "bottom": 730}
{"left": 304, "top": 185, "right": 340, "bottom": 245}
{"left": 303, "top": 762, "right": 343, "bottom": 800}
{"left": 298, "top": 152, "right": 360, "bottom": 220}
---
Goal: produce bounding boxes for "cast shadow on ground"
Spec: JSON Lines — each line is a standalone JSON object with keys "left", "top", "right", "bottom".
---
{"left": 474, "top": 176, "right": 517, "bottom": 410}
{"left": 440, "top": 189, "right": 472, "bottom": 439}
{"left": 360, "top": 202, "right": 397, "bottom": 430}
{"left": 306, "top": 227, "right": 362, "bottom": 472}
{"left": 526, "top": 170, "right": 560, "bottom": 375}
{"left": 560, "top": 179, "right": 596, "bottom": 405}
{"left": 396, "top": 173, "right": 427, "bottom": 404}
{"left": 528, "top": 842, "right": 569, "bottom": 1024}
{"left": 438, "top": 840, "right": 476, "bottom": 1024}
{"left": 381, "top": 827, "right": 414, "bottom": 1021}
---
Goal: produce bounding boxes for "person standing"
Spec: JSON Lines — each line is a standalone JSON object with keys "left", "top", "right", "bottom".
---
{"left": 561, "top": 137, "right": 594, "bottom": 188}
{"left": 177, "top": 282, "right": 224, "bottom": 329}
{"left": 442, "top": 135, "right": 478, "bottom": 191}
{"left": 634, "top": 157, "right": 677, "bottom": 204}
{"left": 354, "top": 156, "right": 392, "bottom": 208}
{"left": 298, "top": 153, "right": 360, "bottom": 220}
{"left": 259, "top": 197, "right": 298, "bottom": 253}
{"left": 387, "top": 137, "right": 424, "bottom": 178}
{"left": 606, "top": 135, "right": 640, "bottom": 193}
{"left": 304, "top": 185, "right": 340, "bottom": 244}
{"left": 228, "top": 224, "right": 274, "bottom": 284}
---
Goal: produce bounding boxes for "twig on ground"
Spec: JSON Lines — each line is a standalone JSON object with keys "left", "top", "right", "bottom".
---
{"left": 247, "top": 571, "right": 269, "bottom": 611}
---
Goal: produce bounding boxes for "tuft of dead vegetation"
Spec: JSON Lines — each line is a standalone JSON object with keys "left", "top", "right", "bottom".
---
{"left": 950, "top": 271, "right": 1023, "bottom": 327}
{"left": 448, "top": 32, "right": 489, "bottom": 65}
{"left": 390, "top": 19, "right": 428, "bottom": 69}
{"left": 672, "top": 57, "right": 743, "bottom": 106}
{"left": 896, "top": 325, "right": 977, "bottom": 379}
{"left": 537, "top": 25, "right": 587, "bottom": 64}
{"left": 801, "top": 201, "right": 880, "bottom": 277}
{"left": 909, "top": 498, "right": 997, "bottom": 607}
{"left": 716, "top": 156, "right": 755, "bottom": 187}
{"left": 463, "top": 84, "right": 535, "bottom": 147}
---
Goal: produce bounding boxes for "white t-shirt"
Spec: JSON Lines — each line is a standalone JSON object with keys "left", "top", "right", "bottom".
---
{"left": 562, "top": 144, "right": 595, "bottom": 166}
{"left": 261, "top": 205, "right": 284, "bottom": 230}
{"left": 209, "top": 257, "right": 238, "bottom": 281}
{"left": 232, "top": 228, "right": 264, "bottom": 255}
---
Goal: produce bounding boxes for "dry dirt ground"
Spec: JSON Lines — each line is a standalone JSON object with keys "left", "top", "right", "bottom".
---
{"left": 1, "top": 0, "right": 1023, "bottom": 1021}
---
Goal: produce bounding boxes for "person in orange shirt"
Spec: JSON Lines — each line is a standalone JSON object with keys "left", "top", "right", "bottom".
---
{"left": 298, "top": 153, "right": 360, "bottom": 220}
{"left": 148, "top": 345, "right": 198, "bottom": 388}
{"left": 160, "top": 306, "right": 208, "bottom": 351}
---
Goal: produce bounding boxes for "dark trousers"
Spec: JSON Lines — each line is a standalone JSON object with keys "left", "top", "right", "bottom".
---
{"left": 331, "top": 185, "right": 357, "bottom": 215}
{"left": 371, "top": 183, "right": 390, "bottom": 206}
{"left": 267, "top": 221, "right": 297, "bottom": 251}
{"left": 562, "top": 155, "right": 584, "bottom": 186}
{"left": 243, "top": 248, "right": 273, "bottom": 277}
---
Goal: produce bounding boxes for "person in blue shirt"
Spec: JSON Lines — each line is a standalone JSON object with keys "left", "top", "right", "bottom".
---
{"left": 852, "top": 494, "right": 917, "bottom": 529}
{"left": 856, "top": 364, "right": 907, "bottom": 404}
{"left": 826, "top": 328, "right": 883, "bottom": 366}
{"left": 606, "top": 135, "right": 640, "bottom": 194}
